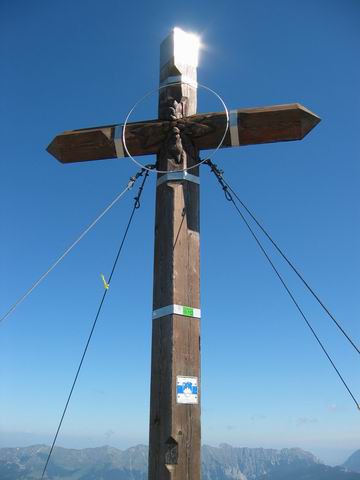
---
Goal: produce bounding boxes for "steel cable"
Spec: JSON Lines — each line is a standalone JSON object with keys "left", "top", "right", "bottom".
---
{"left": 1, "top": 168, "right": 148, "bottom": 325}
{"left": 40, "top": 168, "right": 151, "bottom": 479}
{"left": 224, "top": 178, "right": 360, "bottom": 356}
{"left": 206, "top": 160, "right": 359, "bottom": 410}
{"left": 205, "top": 159, "right": 360, "bottom": 355}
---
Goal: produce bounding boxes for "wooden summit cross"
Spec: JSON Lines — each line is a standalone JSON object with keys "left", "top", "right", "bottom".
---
{"left": 47, "top": 27, "right": 320, "bottom": 480}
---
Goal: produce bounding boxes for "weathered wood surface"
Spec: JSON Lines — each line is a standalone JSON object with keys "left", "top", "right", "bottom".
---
{"left": 148, "top": 30, "right": 201, "bottom": 480}
{"left": 47, "top": 104, "right": 320, "bottom": 164}
{"left": 149, "top": 181, "right": 201, "bottom": 480}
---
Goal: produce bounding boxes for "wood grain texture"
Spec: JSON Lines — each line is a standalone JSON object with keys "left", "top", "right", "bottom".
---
{"left": 47, "top": 104, "right": 320, "bottom": 164}
{"left": 149, "top": 180, "right": 201, "bottom": 480}
{"left": 148, "top": 56, "right": 201, "bottom": 479}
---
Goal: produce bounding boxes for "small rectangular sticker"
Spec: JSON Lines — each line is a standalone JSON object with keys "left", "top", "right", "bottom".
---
{"left": 182, "top": 306, "right": 194, "bottom": 317}
{"left": 176, "top": 376, "right": 198, "bottom": 404}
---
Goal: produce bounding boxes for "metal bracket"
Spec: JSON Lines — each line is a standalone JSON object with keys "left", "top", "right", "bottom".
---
{"left": 160, "top": 75, "right": 198, "bottom": 88}
{"left": 153, "top": 304, "right": 201, "bottom": 320}
{"left": 157, "top": 171, "right": 200, "bottom": 187}
{"left": 229, "top": 109, "right": 240, "bottom": 147}
{"left": 114, "top": 125, "right": 124, "bottom": 157}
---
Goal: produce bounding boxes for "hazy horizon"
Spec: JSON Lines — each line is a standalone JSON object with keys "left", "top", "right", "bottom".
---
{"left": 0, "top": 429, "right": 357, "bottom": 467}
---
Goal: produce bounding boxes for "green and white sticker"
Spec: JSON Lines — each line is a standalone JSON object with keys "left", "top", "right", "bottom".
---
{"left": 182, "top": 306, "right": 194, "bottom": 317}
{"left": 152, "top": 304, "right": 201, "bottom": 320}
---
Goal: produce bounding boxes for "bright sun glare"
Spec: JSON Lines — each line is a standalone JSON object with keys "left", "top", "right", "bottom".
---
{"left": 173, "top": 27, "right": 201, "bottom": 67}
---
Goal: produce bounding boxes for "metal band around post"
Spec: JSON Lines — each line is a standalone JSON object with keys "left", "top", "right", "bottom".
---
{"left": 160, "top": 75, "right": 198, "bottom": 89}
{"left": 230, "top": 109, "right": 240, "bottom": 147}
{"left": 152, "top": 304, "right": 201, "bottom": 319}
{"left": 157, "top": 171, "right": 200, "bottom": 187}
{"left": 114, "top": 125, "right": 125, "bottom": 158}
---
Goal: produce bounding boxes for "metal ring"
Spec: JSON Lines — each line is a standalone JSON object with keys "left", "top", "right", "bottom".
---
{"left": 122, "top": 82, "right": 230, "bottom": 174}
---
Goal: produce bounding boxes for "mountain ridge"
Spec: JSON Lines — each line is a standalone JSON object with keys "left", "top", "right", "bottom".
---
{"left": 1, "top": 443, "right": 359, "bottom": 480}
{"left": 344, "top": 450, "right": 360, "bottom": 474}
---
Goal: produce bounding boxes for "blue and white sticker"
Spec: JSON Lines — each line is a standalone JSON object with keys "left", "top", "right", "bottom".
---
{"left": 176, "top": 376, "right": 198, "bottom": 404}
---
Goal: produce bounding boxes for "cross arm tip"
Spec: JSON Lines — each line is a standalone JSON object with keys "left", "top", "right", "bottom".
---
{"left": 294, "top": 103, "right": 321, "bottom": 139}
{"left": 47, "top": 136, "right": 64, "bottom": 163}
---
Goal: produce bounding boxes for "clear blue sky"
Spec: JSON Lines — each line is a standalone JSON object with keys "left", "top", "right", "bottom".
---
{"left": 1, "top": 0, "right": 359, "bottom": 467}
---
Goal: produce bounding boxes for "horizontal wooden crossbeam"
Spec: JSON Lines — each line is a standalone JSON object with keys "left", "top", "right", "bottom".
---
{"left": 47, "top": 104, "right": 320, "bottom": 164}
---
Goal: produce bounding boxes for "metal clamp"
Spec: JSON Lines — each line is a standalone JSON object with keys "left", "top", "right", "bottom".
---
{"left": 229, "top": 109, "right": 240, "bottom": 147}
{"left": 157, "top": 171, "right": 200, "bottom": 187}
{"left": 160, "top": 75, "right": 198, "bottom": 89}
{"left": 114, "top": 125, "right": 125, "bottom": 157}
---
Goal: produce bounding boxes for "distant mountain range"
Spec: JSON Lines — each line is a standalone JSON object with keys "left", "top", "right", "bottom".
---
{"left": 344, "top": 450, "right": 360, "bottom": 474}
{"left": 1, "top": 443, "right": 359, "bottom": 479}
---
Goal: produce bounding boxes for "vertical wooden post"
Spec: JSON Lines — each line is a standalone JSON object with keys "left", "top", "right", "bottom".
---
{"left": 148, "top": 28, "right": 201, "bottom": 480}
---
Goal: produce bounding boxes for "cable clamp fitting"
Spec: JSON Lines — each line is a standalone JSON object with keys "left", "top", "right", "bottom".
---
{"left": 204, "top": 159, "right": 232, "bottom": 201}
